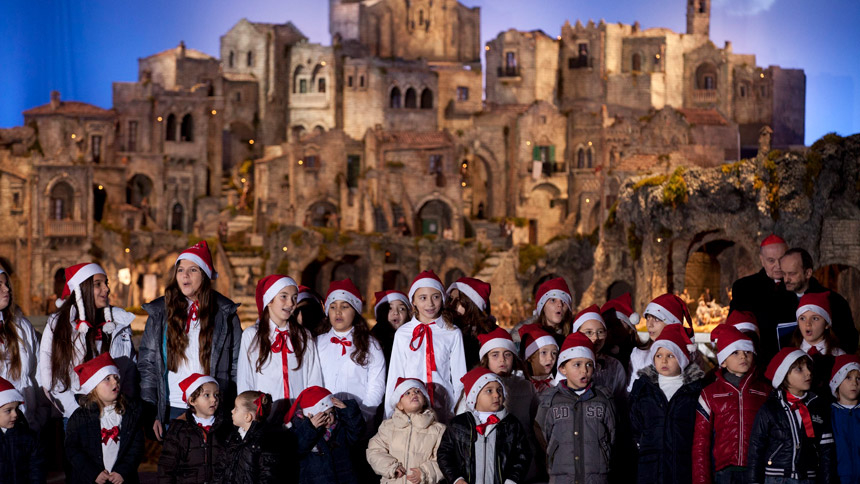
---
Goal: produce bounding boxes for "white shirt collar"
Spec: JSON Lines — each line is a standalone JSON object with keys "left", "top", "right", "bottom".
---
{"left": 333, "top": 327, "right": 354, "bottom": 338}
{"left": 193, "top": 414, "right": 216, "bottom": 426}
{"left": 800, "top": 339, "right": 827, "bottom": 354}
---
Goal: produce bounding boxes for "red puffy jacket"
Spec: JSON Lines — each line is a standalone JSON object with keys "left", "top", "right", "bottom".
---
{"left": 692, "top": 369, "right": 771, "bottom": 484}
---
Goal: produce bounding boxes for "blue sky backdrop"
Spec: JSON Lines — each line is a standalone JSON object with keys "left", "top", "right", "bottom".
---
{"left": 2, "top": 0, "right": 858, "bottom": 145}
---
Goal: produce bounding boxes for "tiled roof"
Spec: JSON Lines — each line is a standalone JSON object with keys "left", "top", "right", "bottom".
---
{"left": 678, "top": 108, "right": 729, "bottom": 126}
{"left": 376, "top": 130, "right": 452, "bottom": 147}
{"left": 24, "top": 101, "right": 113, "bottom": 118}
{"left": 147, "top": 45, "right": 214, "bottom": 61}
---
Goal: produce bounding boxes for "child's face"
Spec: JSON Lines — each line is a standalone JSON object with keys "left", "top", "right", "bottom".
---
{"left": 542, "top": 298, "right": 566, "bottom": 326}
{"left": 578, "top": 320, "right": 607, "bottom": 353}
{"left": 559, "top": 357, "right": 594, "bottom": 390}
{"left": 721, "top": 350, "right": 754, "bottom": 377}
{"left": 0, "top": 402, "right": 19, "bottom": 429}
{"left": 654, "top": 347, "right": 681, "bottom": 376}
{"left": 487, "top": 349, "right": 514, "bottom": 375}
{"left": 475, "top": 381, "right": 504, "bottom": 412}
{"left": 528, "top": 345, "right": 558, "bottom": 376}
{"left": 230, "top": 398, "right": 254, "bottom": 430}
{"left": 0, "top": 273, "right": 11, "bottom": 311}
{"left": 388, "top": 300, "right": 409, "bottom": 329}
{"left": 190, "top": 382, "right": 220, "bottom": 419}
{"left": 176, "top": 260, "right": 205, "bottom": 300}
{"left": 798, "top": 311, "right": 827, "bottom": 345}
{"left": 268, "top": 286, "right": 298, "bottom": 326}
{"left": 646, "top": 314, "right": 667, "bottom": 341}
{"left": 784, "top": 358, "right": 812, "bottom": 396}
{"left": 396, "top": 388, "right": 426, "bottom": 414}
{"left": 413, "top": 287, "right": 442, "bottom": 322}
{"left": 95, "top": 374, "right": 120, "bottom": 405}
{"left": 328, "top": 300, "right": 356, "bottom": 332}
{"left": 92, "top": 273, "right": 110, "bottom": 309}
{"left": 837, "top": 370, "right": 860, "bottom": 404}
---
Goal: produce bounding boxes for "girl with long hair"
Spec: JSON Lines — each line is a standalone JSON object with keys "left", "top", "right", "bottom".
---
{"left": 371, "top": 290, "right": 411, "bottom": 366}
{"left": 139, "top": 241, "right": 242, "bottom": 440}
{"left": 39, "top": 263, "right": 136, "bottom": 422}
{"left": 446, "top": 277, "right": 496, "bottom": 369}
{"left": 237, "top": 275, "right": 323, "bottom": 421}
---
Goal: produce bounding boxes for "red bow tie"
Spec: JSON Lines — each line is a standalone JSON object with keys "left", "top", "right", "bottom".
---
{"left": 807, "top": 346, "right": 819, "bottom": 356}
{"left": 76, "top": 320, "right": 104, "bottom": 340}
{"left": 331, "top": 336, "right": 352, "bottom": 356}
{"left": 197, "top": 422, "right": 211, "bottom": 441}
{"left": 271, "top": 329, "right": 293, "bottom": 399}
{"left": 786, "top": 392, "right": 815, "bottom": 438}
{"left": 410, "top": 322, "right": 437, "bottom": 404}
{"left": 186, "top": 301, "right": 199, "bottom": 333}
{"left": 476, "top": 414, "right": 500, "bottom": 435}
{"left": 101, "top": 426, "right": 120, "bottom": 444}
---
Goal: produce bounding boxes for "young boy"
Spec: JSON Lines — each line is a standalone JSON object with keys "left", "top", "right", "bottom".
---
{"left": 829, "top": 354, "right": 860, "bottom": 484}
{"left": 438, "top": 367, "right": 532, "bottom": 484}
{"left": 536, "top": 332, "right": 616, "bottom": 483}
{"left": 0, "top": 376, "right": 44, "bottom": 483}
{"left": 693, "top": 324, "right": 770, "bottom": 484}
{"left": 629, "top": 323, "right": 706, "bottom": 484}
{"left": 747, "top": 347, "right": 836, "bottom": 483}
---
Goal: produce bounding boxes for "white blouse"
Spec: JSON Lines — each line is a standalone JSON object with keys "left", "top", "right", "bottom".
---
{"left": 0, "top": 314, "right": 44, "bottom": 429}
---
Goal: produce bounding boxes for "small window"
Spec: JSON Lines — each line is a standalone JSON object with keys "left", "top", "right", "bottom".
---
{"left": 91, "top": 135, "right": 102, "bottom": 163}
{"left": 11, "top": 190, "right": 22, "bottom": 212}
{"left": 578, "top": 43, "right": 588, "bottom": 61}
{"left": 128, "top": 120, "right": 138, "bottom": 152}
{"left": 360, "top": 76, "right": 365, "bottom": 88}
{"left": 577, "top": 148, "right": 585, "bottom": 168}
{"left": 457, "top": 86, "right": 469, "bottom": 101}
{"left": 234, "top": 91, "right": 241, "bottom": 102}
{"left": 405, "top": 88, "right": 417, "bottom": 108}
{"left": 165, "top": 114, "right": 176, "bottom": 141}
{"left": 632, "top": 53, "right": 642, "bottom": 72}
{"left": 318, "top": 78, "right": 326, "bottom": 93}
{"left": 704, "top": 75, "right": 715, "bottom": 90}
{"left": 739, "top": 84, "right": 747, "bottom": 98}
{"left": 390, "top": 87, "right": 402, "bottom": 108}
{"left": 760, "top": 85, "right": 767, "bottom": 97}
{"left": 228, "top": 51, "right": 234, "bottom": 68}
{"left": 299, "top": 79, "right": 308, "bottom": 93}
{"left": 654, "top": 53, "right": 662, "bottom": 69}
{"left": 420, "top": 88, "right": 433, "bottom": 109}
{"left": 587, "top": 148, "right": 594, "bottom": 168}
{"left": 348, "top": 76, "right": 354, "bottom": 87}
{"left": 180, "top": 114, "right": 194, "bottom": 142}
{"left": 50, "top": 182, "right": 74, "bottom": 220}
{"left": 247, "top": 51, "right": 254, "bottom": 67}
{"left": 505, "top": 52, "right": 517, "bottom": 76}
{"left": 346, "top": 155, "right": 360, "bottom": 188}
{"left": 428, "top": 155, "right": 443, "bottom": 174}
{"left": 304, "top": 155, "right": 318, "bottom": 169}
{"left": 171, "top": 203, "right": 184, "bottom": 231}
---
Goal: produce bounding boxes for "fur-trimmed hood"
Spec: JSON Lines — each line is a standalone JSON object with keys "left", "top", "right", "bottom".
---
{"left": 637, "top": 361, "right": 705, "bottom": 386}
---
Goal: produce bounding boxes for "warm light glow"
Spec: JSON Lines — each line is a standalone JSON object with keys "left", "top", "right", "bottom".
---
{"left": 485, "top": 46, "right": 490, "bottom": 51}
{"left": 98, "top": 185, "right": 104, "bottom": 190}
{"left": 249, "top": 139, "right": 255, "bottom": 145}
{"left": 655, "top": 54, "right": 661, "bottom": 59}
{"left": 298, "top": 160, "right": 304, "bottom": 165}
{"left": 211, "top": 109, "right": 217, "bottom": 115}
{"left": 526, "top": 141, "right": 531, "bottom": 146}
{"left": 282, "top": 246, "right": 288, "bottom": 252}
{"left": 321, "top": 61, "right": 327, "bottom": 66}
{"left": 656, "top": 237, "right": 663, "bottom": 243}
{"left": 124, "top": 247, "right": 130, "bottom": 253}
{"left": 587, "top": 141, "right": 593, "bottom": 146}
{"left": 461, "top": 182, "right": 467, "bottom": 187}
{"left": 240, "top": 178, "right": 246, "bottom": 184}
{"left": 462, "top": 163, "right": 468, "bottom": 168}
{"left": 157, "top": 116, "right": 163, "bottom": 122}
{"left": 760, "top": 73, "right": 765, "bottom": 79}
{"left": 585, "top": 198, "right": 591, "bottom": 203}
{"left": 557, "top": 36, "right": 562, "bottom": 40}
{"left": 70, "top": 134, "right": 76, "bottom": 139}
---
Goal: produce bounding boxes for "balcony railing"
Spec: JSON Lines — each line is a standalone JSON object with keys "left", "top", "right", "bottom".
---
{"left": 497, "top": 66, "right": 521, "bottom": 78}
{"left": 693, "top": 89, "right": 718, "bottom": 103}
{"left": 44, "top": 220, "right": 87, "bottom": 237}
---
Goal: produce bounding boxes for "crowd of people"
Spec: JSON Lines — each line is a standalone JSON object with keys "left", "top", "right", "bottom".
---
{"left": 0, "top": 234, "right": 858, "bottom": 484}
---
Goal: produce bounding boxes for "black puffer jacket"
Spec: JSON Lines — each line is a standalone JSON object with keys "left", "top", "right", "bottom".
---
{"left": 290, "top": 399, "right": 364, "bottom": 484}
{"left": 157, "top": 409, "right": 231, "bottom": 484}
{"left": 746, "top": 389, "right": 836, "bottom": 483}
{"left": 629, "top": 363, "right": 705, "bottom": 484}
{"left": 437, "top": 411, "right": 532, "bottom": 484}
{"left": 0, "top": 418, "right": 44, "bottom": 484}
{"left": 215, "top": 420, "right": 292, "bottom": 484}
{"left": 64, "top": 398, "right": 145, "bottom": 484}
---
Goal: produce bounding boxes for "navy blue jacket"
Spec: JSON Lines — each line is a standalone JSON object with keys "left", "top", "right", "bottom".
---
{"left": 290, "top": 399, "right": 364, "bottom": 484}
{"left": 629, "top": 363, "right": 706, "bottom": 484}
{"left": 831, "top": 402, "right": 860, "bottom": 484}
{"left": 0, "top": 418, "right": 44, "bottom": 484}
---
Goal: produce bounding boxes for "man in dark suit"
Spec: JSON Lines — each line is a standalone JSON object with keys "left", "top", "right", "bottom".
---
{"left": 729, "top": 234, "right": 796, "bottom": 364}
{"left": 780, "top": 247, "right": 858, "bottom": 353}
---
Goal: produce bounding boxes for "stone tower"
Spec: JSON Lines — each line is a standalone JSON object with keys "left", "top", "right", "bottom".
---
{"left": 330, "top": 0, "right": 362, "bottom": 41}
{"left": 686, "top": 0, "right": 710, "bottom": 37}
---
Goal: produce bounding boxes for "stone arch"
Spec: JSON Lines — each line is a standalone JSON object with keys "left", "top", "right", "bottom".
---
{"left": 469, "top": 155, "right": 493, "bottom": 220}
{"left": 420, "top": 88, "right": 433, "bottom": 109}
{"left": 313, "top": 125, "right": 325, "bottom": 136}
{"left": 306, "top": 200, "right": 338, "bottom": 228}
{"left": 170, "top": 202, "right": 185, "bottom": 231}
{"left": 293, "top": 65, "right": 307, "bottom": 93}
{"left": 695, "top": 62, "right": 718, "bottom": 90}
{"left": 311, "top": 63, "right": 327, "bottom": 93}
{"left": 165, "top": 113, "right": 177, "bottom": 141}
{"left": 415, "top": 198, "right": 453, "bottom": 236}
{"left": 576, "top": 146, "right": 585, "bottom": 168}
{"left": 126, "top": 174, "right": 154, "bottom": 209}
{"left": 390, "top": 86, "right": 402, "bottom": 108}
{"left": 405, "top": 87, "right": 417, "bottom": 108}
{"left": 291, "top": 125, "right": 307, "bottom": 142}
{"left": 607, "top": 280, "right": 634, "bottom": 305}
{"left": 444, "top": 268, "right": 467, "bottom": 288}
{"left": 532, "top": 183, "right": 562, "bottom": 200}
{"left": 49, "top": 180, "right": 75, "bottom": 220}
{"left": 683, "top": 236, "right": 754, "bottom": 307}
{"left": 180, "top": 113, "right": 194, "bottom": 142}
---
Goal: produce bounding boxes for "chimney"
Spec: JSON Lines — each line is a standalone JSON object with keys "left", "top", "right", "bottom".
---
{"left": 179, "top": 40, "right": 186, "bottom": 59}
{"left": 50, "top": 90, "right": 60, "bottom": 111}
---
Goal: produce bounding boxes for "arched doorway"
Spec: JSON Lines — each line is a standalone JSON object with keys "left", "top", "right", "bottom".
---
{"left": 382, "top": 270, "right": 408, "bottom": 291}
{"left": 444, "top": 268, "right": 466, "bottom": 288}
{"left": 93, "top": 184, "right": 107, "bottom": 222}
{"left": 684, "top": 239, "right": 752, "bottom": 308}
{"left": 301, "top": 259, "right": 326, "bottom": 295}
{"left": 606, "top": 280, "right": 634, "bottom": 305}
{"left": 126, "top": 174, "right": 154, "bottom": 225}
{"left": 50, "top": 181, "right": 74, "bottom": 220}
{"left": 695, "top": 63, "right": 718, "bottom": 90}
{"left": 306, "top": 201, "right": 338, "bottom": 228}
{"left": 469, "top": 156, "right": 492, "bottom": 220}
{"left": 813, "top": 264, "right": 860, "bottom": 327}
{"left": 416, "top": 199, "right": 452, "bottom": 236}
{"left": 171, "top": 203, "right": 184, "bottom": 231}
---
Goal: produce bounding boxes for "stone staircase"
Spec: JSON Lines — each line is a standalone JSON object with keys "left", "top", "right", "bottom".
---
{"left": 471, "top": 219, "right": 510, "bottom": 250}
{"left": 226, "top": 214, "right": 253, "bottom": 238}
{"left": 223, "top": 248, "right": 264, "bottom": 328}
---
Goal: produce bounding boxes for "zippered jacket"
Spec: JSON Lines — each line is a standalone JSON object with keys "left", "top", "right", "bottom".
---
{"left": 367, "top": 407, "right": 446, "bottom": 483}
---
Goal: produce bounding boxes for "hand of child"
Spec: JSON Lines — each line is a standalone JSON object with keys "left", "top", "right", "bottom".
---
{"left": 310, "top": 412, "right": 328, "bottom": 428}
{"left": 393, "top": 465, "right": 406, "bottom": 478}
{"left": 407, "top": 468, "right": 422, "bottom": 483}
{"left": 331, "top": 397, "right": 347, "bottom": 409}
{"left": 153, "top": 420, "right": 163, "bottom": 441}
{"left": 107, "top": 472, "right": 124, "bottom": 484}
{"left": 95, "top": 470, "right": 111, "bottom": 484}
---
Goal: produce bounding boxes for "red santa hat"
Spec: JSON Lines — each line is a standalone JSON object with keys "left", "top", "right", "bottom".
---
{"left": 830, "top": 354, "right": 860, "bottom": 398}
{"left": 408, "top": 270, "right": 446, "bottom": 303}
{"left": 255, "top": 275, "right": 298, "bottom": 317}
{"left": 55, "top": 262, "right": 107, "bottom": 313}
{"left": 765, "top": 347, "right": 809, "bottom": 388}
{"left": 74, "top": 352, "right": 119, "bottom": 395}
{"left": 447, "top": 277, "right": 491, "bottom": 312}
{"left": 284, "top": 386, "right": 334, "bottom": 426}
{"left": 710, "top": 324, "right": 756, "bottom": 365}
{"left": 176, "top": 240, "right": 217, "bottom": 280}
{"left": 0, "top": 376, "right": 24, "bottom": 409}
{"left": 534, "top": 277, "right": 572, "bottom": 317}
{"left": 373, "top": 290, "right": 411, "bottom": 315}
{"left": 725, "top": 310, "right": 759, "bottom": 335}
{"left": 557, "top": 332, "right": 595, "bottom": 368}
{"left": 297, "top": 285, "right": 319, "bottom": 304}
{"left": 460, "top": 367, "right": 504, "bottom": 411}
{"left": 600, "top": 292, "right": 640, "bottom": 328}
{"left": 389, "top": 377, "right": 430, "bottom": 413}
{"left": 324, "top": 279, "right": 363, "bottom": 316}
{"left": 644, "top": 293, "right": 692, "bottom": 327}
{"left": 648, "top": 324, "right": 694, "bottom": 370}
{"left": 760, "top": 234, "right": 787, "bottom": 247}
{"left": 572, "top": 304, "right": 605, "bottom": 333}
{"left": 178, "top": 373, "right": 218, "bottom": 403}
{"left": 518, "top": 323, "right": 558, "bottom": 360}
{"left": 796, "top": 291, "right": 832, "bottom": 326}
{"left": 477, "top": 327, "right": 517, "bottom": 360}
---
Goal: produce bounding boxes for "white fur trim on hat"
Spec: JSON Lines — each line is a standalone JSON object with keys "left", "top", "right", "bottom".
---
{"left": 304, "top": 394, "right": 334, "bottom": 416}
{"left": 557, "top": 346, "right": 595, "bottom": 369}
{"left": 770, "top": 349, "right": 807, "bottom": 389}
{"left": 644, "top": 302, "right": 681, "bottom": 325}
{"left": 525, "top": 335, "right": 558, "bottom": 360}
{"left": 79, "top": 364, "right": 120, "bottom": 395}
{"left": 389, "top": 379, "right": 430, "bottom": 413}
{"left": 448, "top": 282, "right": 486, "bottom": 311}
{"left": 464, "top": 373, "right": 504, "bottom": 411}
{"left": 534, "top": 290, "right": 571, "bottom": 316}
{"left": 572, "top": 311, "right": 604, "bottom": 333}
{"left": 374, "top": 292, "right": 411, "bottom": 314}
{"left": 478, "top": 337, "right": 517, "bottom": 361}
{"left": 263, "top": 277, "right": 298, "bottom": 310}
{"left": 324, "top": 289, "right": 363, "bottom": 316}
{"left": 796, "top": 304, "right": 831, "bottom": 326}
{"left": 409, "top": 279, "right": 446, "bottom": 303}
{"left": 716, "top": 339, "right": 756, "bottom": 365}
{"left": 0, "top": 388, "right": 24, "bottom": 408}
{"left": 830, "top": 362, "right": 860, "bottom": 398}
{"left": 176, "top": 253, "right": 216, "bottom": 280}
{"left": 616, "top": 310, "right": 641, "bottom": 327}
{"left": 733, "top": 322, "right": 759, "bottom": 334}
{"left": 648, "top": 341, "right": 689, "bottom": 370}
{"left": 67, "top": 263, "right": 106, "bottom": 293}
{"left": 183, "top": 375, "right": 218, "bottom": 403}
